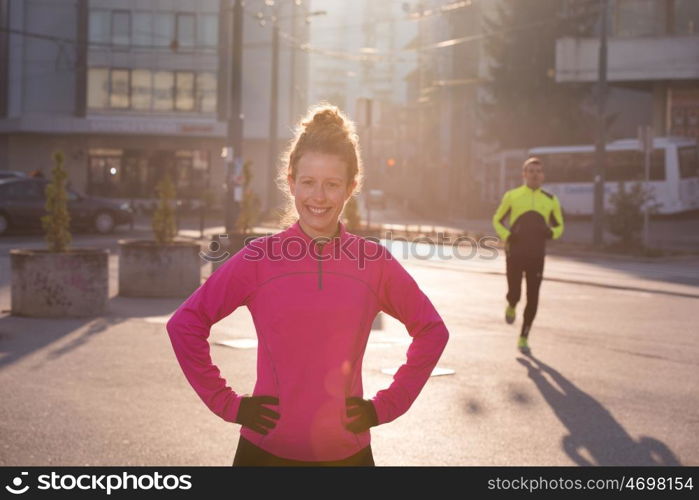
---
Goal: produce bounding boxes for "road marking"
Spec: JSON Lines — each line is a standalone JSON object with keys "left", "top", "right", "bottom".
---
{"left": 214, "top": 338, "right": 258, "bottom": 349}
{"left": 381, "top": 366, "right": 455, "bottom": 377}
{"left": 143, "top": 316, "right": 169, "bottom": 324}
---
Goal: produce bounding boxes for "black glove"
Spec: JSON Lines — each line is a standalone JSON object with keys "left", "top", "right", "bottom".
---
{"left": 545, "top": 228, "right": 553, "bottom": 240}
{"left": 235, "top": 396, "right": 280, "bottom": 435}
{"left": 345, "top": 397, "right": 379, "bottom": 434}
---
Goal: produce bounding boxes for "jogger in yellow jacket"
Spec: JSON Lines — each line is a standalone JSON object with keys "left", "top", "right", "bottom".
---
{"left": 492, "top": 157, "right": 564, "bottom": 353}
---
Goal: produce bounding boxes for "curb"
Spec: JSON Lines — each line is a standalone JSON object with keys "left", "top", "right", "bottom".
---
{"left": 411, "top": 261, "right": 699, "bottom": 299}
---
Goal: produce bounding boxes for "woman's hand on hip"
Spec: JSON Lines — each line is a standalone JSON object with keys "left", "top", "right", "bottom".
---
{"left": 345, "top": 397, "right": 379, "bottom": 434}
{"left": 235, "top": 396, "right": 280, "bottom": 435}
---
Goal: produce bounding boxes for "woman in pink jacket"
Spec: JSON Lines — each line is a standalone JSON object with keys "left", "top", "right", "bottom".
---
{"left": 166, "top": 105, "right": 449, "bottom": 466}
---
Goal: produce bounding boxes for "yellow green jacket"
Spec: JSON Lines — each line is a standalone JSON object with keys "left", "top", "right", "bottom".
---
{"left": 492, "top": 184, "right": 564, "bottom": 254}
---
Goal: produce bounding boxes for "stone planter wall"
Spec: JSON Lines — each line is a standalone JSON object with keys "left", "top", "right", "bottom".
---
{"left": 10, "top": 248, "right": 109, "bottom": 317}
{"left": 118, "top": 240, "right": 202, "bottom": 297}
{"left": 211, "top": 232, "right": 268, "bottom": 273}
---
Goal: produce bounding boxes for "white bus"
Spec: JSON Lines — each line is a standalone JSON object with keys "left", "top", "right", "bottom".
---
{"left": 529, "top": 137, "right": 699, "bottom": 215}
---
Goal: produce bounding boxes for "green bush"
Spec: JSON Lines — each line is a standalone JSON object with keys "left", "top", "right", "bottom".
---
{"left": 152, "top": 174, "right": 177, "bottom": 244}
{"left": 235, "top": 160, "right": 260, "bottom": 234}
{"left": 41, "top": 151, "right": 72, "bottom": 253}
{"left": 606, "top": 181, "right": 657, "bottom": 249}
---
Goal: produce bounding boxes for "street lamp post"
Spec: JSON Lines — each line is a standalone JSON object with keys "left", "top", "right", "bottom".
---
{"left": 593, "top": 0, "right": 608, "bottom": 247}
{"left": 267, "top": 23, "right": 280, "bottom": 213}
{"left": 225, "top": 0, "right": 244, "bottom": 234}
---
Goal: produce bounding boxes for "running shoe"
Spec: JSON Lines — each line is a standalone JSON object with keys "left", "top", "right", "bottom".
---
{"left": 517, "top": 336, "right": 530, "bottom": 354}
{"left": 505, "top": 305, "right": 516, "bottom": 324}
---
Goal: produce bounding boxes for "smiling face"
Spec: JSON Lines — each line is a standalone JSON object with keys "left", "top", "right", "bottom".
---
{"left": 288, "top": 151, "right": 357, "bottom": 240}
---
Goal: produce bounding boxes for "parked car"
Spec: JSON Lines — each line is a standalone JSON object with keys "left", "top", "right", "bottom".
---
{"left": 0, "top": 178, "right": 133, "bottom": 236}
{"left": 365, "top": 189, "right": 387, "bottom": 210}
{"left": 0, "top": 170, "right": 28, "bottom": 180}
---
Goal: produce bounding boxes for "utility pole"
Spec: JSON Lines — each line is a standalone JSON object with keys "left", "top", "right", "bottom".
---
{"left": 638, "top": 125, "right": 653, "bottom": 249}
{"left": 266, "top": 22, "right": 280, "bottom": 213}
{"left": 289, "top": 1, "right": 298, "bottom": 126}
{"left": 226, "top": 0, "right": 244, "bottom": 234}
{"left": 366, "top": 99, "right": 373, "bottom": 230}
{"left": 417, "top": 2, "right": 426, "bottom": 214}
{"left": 75, "top": 0, "right": 88, "bottom": 118}
{"left": 593, "top": 0, "right": 608, "bottom": 247}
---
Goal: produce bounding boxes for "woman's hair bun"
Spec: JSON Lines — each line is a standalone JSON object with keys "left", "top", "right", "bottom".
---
{"left": 303, "top": 106, "right": 344, "bottom": 131}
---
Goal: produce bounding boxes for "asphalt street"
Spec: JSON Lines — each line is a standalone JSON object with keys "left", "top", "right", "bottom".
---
{"left": 0, "top": 226, "right": 697, "bottom": 466}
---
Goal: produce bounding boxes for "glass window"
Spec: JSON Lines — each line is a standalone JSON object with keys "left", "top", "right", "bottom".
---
{"left": 111, "top": 11, "right": 131, "bottom": 47}
{"left": 175, "top": 72, "right": 195, "bottom": 111}
{"left": 88, "top": 156, "right": 123, "bottom": 197}
{"left": 153, "top": 71, "right": 174, "bottom": 111}
{"left": 131, "top": 69, "right": 152, "bottom": 110}
{"left": 539, "top": 153, "right": 594, "bottom": 183}
{"left": 174, "top": 152, "right": 194, "bottom": 195}
{"left": 607, "top": 150, "right": 665, "bottom": 181}
{"left": 176, "top": 13, "right": 195, "bottom": 49}
{"left": 87, "top": 68, "right": 109, "bottom": 109}
{"left": 649, "top": 151, "right": 665, "bottom": 181}
{"left": 110, "top": 69, "right": 130, "bottom": 108}
{"left": 607, "top": 151, "right": 639, "bottom": 181}
{"left": 197, "top": 14, "right": 218, "bottom": 49}
{"left": 7, "top": 180, "right": 45, "bottom": 199}
{"left": 132, "top": 12, "right": 153, "bottom": 47}
{"left": 88, "top": 10, "right": 110, "bottom": 45}
{"left": 679, "top": 147, "right": 698, "bottom": 179}
{"left": 675, "top": 0, "right": 699, "bottom": 35}
{"left": 153, "top": 12, "right": 175, "bottom": 48}
{"left": 568, "top": 153, "right": 595, "bottom": 182}
{"left": 536, "top": 155, "right": 561, "bottom": 182}
{"left": 196, "top": 72, "right": 217, "bottom": 113}
{"left": 615, "top": 0, "right": 661, "bottom": 37}
{"left": 2, "top": 182, "right": 27, "bottom": 200}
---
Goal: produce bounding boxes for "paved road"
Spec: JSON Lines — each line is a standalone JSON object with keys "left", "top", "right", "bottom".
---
{"left": 365, "top": 200, "right": 699, "bottom": 252}
{"left": 0, "top": 229, "right": 697, "bottom": 466}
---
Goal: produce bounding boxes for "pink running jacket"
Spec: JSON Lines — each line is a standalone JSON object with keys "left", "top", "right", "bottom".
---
{"left": 166, "top": 220, "right": 449, "bottom": 462}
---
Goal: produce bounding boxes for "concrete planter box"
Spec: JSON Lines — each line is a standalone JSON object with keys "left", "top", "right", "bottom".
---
{"left": 118, "top": 240, "right": 202, "bottom": 297}
{"left": 10, "top": 248, "right": 109, "bottom": 317}
{"left": 211, "top": 232, "right": 268, "bottom": 273}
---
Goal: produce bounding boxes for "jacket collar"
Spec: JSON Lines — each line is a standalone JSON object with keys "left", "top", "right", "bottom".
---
{"left": 288, "top": 219, "right": 348, "bottom": 249}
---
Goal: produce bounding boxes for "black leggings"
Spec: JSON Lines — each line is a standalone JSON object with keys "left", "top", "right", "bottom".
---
{"left": 506, "top": 252, "right": 545, "bottom": 334}
{"left": 232, "top": 435, "right": 375, "bottom": 467}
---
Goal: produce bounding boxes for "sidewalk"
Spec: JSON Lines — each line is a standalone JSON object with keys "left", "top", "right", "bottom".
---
{"left": 5, "top": 210, "right": 688, "bottom": 304}
{"left": 155, "top": 206, "right": 699, "bottom": 255}
{"left": 362, "top": 203, "right": 699, "bottom": 253}
{"left": 159, "top": 210, "right": 699, "bottom": 298}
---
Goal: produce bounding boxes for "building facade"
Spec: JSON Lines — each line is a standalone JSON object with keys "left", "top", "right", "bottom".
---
{"left": 556, "top": 0, "right": 699, "bottom": 141}
{"left": 399, "top": 0, "right": 484, "bottom": 218}
{"left": 307, "top": 0, "right": 417, "bottom": 202}
{"left": 0, "top": 0, "right": 309, "bottom": 214}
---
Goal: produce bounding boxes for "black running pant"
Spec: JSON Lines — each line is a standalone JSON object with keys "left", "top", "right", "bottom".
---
{"left": 506, "top": 252, "right": 545, "bottom": 334}
{"left": 232, "top": 436, "right": 375, "bottom": 467}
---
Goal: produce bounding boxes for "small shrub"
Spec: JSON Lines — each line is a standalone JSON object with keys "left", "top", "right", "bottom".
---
{"left": 152, "top": 174, "right": 177, "bottom": 244}
{"left": 41, "top": 151, "right": 72, "bottom": 253}
{"left": 235, "top": 161, "right": 261, "bottom": 234}
{"left": 606, "top": 181, "right": 658, "bottom": 249}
